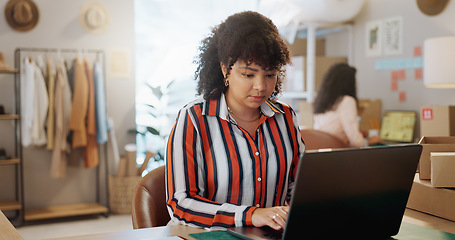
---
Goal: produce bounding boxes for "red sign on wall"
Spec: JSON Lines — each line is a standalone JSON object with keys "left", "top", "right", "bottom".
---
{"left": 422, "top": 108, "right": 433, "bottom": 120}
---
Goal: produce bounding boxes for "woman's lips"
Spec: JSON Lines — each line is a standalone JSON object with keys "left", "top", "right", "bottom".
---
{"left": 251, "top": 96, "right": 264, "bottom": 102}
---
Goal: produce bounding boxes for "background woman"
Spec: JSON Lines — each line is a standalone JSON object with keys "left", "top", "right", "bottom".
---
{"left": 313, "top": 63, "right": 381, "bottom": 147}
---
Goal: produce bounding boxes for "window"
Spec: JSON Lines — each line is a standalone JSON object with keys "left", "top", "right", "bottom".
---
{"left": 134, "top": 0, "right": 258, "bottom": 174}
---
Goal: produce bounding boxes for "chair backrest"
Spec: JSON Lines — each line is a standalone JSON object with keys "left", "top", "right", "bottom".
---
{"left": 131, "top": 165, "right": 170, "bottom": 229}
{"left": 300, "top": 129, "right": 348, "bottom": 151}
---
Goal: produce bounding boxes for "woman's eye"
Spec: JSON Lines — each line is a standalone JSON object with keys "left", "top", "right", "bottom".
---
{"left": 243, "top": 73, "right": 255, "bottom": 78}
{"left": 266, "top": 73, "right": 277, "bottom": 78}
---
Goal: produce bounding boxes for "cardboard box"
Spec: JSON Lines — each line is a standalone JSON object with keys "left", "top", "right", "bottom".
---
{"left": 407, "top": 173, "right": 455, "bottom": 222}
{"left": 309, "top": 56, "right": 347, "bottom": 92}
{"left": 418, "top": 136, "right": 455, "bottom": 180}
{"left": 431, "top": 152, "right": 455, "bottom": 188}
{"left": 285, "top": 38, "right": 326, "bottom": 57}
{"left": 298, "top": 100, "right": 313, "bottom": 129}
{"left": 358, "top": 99, "right": 382, "bottom": 132}
{"left": 420, "top": 105, "right": 455, "bottom": 137}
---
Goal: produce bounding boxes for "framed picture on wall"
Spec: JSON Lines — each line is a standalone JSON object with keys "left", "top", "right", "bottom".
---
{"left": 383, "top": 16, "right": 403, "bottom": 55}
{"left": 365, "top": 20, "right": 382, "bottom": 57}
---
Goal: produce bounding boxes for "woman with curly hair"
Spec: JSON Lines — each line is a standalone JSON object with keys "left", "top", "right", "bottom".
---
{"left": 313, "top": 63, "right": 381, "bottom": 147}
{"left": 165, "top": 11, "right": 305, "bottom": 230}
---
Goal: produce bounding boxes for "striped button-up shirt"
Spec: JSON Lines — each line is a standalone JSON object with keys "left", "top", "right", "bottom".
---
{"left": 166, "top": 94, "right": 305, "bottom": 229}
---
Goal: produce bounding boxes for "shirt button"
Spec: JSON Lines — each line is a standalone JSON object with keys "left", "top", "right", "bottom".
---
{"left": 256, "top": 204, "right": 260, "bottom": 207}
{"left": 257, "top": 177, "right": 262, "bottom": 182}
{"left": 255, "top": 152, "right": 259, "bottom": 156}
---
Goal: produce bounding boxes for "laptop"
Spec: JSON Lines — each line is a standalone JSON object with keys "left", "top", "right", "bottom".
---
{"left": 377, "top": 111, "right": 417, "bottom": 145}
{"left": 228, "top": 144, "right": 422, "bottom": 240}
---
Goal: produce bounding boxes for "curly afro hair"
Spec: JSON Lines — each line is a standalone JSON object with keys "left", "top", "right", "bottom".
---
{"left": 194, "top": 11, "right": 291, "bottom": 100}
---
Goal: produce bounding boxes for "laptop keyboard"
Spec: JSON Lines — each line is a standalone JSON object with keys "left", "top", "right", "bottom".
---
{"left": 261, "top": 227, "right": 283, "bottom": 240}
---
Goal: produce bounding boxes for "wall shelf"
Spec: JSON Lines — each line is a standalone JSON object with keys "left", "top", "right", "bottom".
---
{"left": 0, "top": 69, "right": 18, "bottom": 74}
{"left": 0, "top": 62, "right": 23, "bottom": 227}
{"left": 0, "top": 158, "right": 20, "bottom": 165}
{"left": 281, "top": 91, "right": 310, "bottom": 99}
{"left": 0, "top": 114, "right": 19, "bottom": 120}
{"left": 24, "top": 203, "right": 108, "bottom": 221}
{"left": 0, "top": 201, "right": 22, "bottom": 211}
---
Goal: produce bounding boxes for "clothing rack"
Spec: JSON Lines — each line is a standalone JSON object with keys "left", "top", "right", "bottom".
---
{"left": 15, "top": 47, "right": 103, "bottom": 54}
{"left": 14, "top": 47, "right": 110, "bottom": 223}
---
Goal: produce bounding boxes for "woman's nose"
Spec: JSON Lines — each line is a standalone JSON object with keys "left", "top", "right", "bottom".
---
{"left": 253, "top": 76, "right": 267, "bottom": 91}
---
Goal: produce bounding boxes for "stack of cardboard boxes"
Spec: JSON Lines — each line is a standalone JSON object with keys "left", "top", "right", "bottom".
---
{"left": 406, "top": 105, "right": 455, "bottom": 221}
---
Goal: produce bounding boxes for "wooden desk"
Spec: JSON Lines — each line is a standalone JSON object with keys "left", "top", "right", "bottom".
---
{"left": 44, "top": 224, "right": 205, "bottom": 240}
{"left": 0, "top": 211, "right": 23, "bottom": 240}
{"left": 43, "top": 220, "right": 455, "bottom": 240}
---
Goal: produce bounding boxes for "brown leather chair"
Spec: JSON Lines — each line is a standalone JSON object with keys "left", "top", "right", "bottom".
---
{"left": 131, "top": 165, "right": 170, "bottom": 229}
{"left": 300, "top": 128, "right": 348, "bottom": 151}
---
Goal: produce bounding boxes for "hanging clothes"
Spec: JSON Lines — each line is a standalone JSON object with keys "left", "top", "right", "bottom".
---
{"left": 66, "top": 59, "right": 76, "bottom": 93}
{"left": 35, "top": 55, "right": 47, "bottom": 84}
{"left": 83, "top": 58, "right": 99, "bottom": 168}
{"left": 21, "top": 57, "right": 49, "bottom": 147}
{"left": 51, "top": 59, "right": 72, "bottom": 178}
{"left": 46, "top": 57, "right": 56, "bottom": 150}
{"left": 21, "top": 58, "right": 35, "bottom": 147}
{"left": 68, "top": 57, "right": 88, "bottom": 149}
{"left": 93, "top": 61, "right": 109, "bottom": 144}
{"left": 18, "top": 50, "right": 109, "bottom": 176}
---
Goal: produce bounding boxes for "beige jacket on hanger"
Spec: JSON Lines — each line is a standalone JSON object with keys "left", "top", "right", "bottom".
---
{"left": 51, "top": 60, "right": 72, "bottom": 178}
{"left": 46, "top": 57, "right": 55, "bottom": 150}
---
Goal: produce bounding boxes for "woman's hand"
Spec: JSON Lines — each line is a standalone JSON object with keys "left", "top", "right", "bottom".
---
{"left": 251, "top": 206, "right": 289, "bottom": 230}
{"left": 367, "top": 135, "right": 382, "bottom": 145}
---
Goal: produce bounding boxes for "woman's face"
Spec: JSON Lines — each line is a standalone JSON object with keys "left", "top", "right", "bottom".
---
{"left": 222, "top": 60, "right": 278, "bottom": 111}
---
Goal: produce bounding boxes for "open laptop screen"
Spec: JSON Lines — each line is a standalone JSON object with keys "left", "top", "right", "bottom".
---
{"left": 379, "top": 111, "right": 416, "bottom": 143}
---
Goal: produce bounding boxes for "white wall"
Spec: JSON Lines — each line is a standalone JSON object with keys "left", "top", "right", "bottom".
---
{"left": 0, "top": 0, "right": 135, "bottom": 210}
{"left": 324, "top": 0, "right": 455, "bottom": 138}
{"left": 352, "top": 0, "right": 455, "bottom": 120}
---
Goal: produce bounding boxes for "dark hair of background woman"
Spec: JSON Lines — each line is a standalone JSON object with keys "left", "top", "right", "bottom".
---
{"left": 194, "top": 11, "right": 291, "bottom": 101}
{"left": 313, "top": 63, "right": 357, "bottom": 114}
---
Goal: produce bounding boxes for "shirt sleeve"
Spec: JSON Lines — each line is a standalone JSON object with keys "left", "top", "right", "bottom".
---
{"left": 337, "top": 96, "right": 364, "bottom": 148}
{"left": 286, "top": 107, "right": 306, "bottom": 203}
{"left": 165, "top": 107, "right": 257, "bottom": 229}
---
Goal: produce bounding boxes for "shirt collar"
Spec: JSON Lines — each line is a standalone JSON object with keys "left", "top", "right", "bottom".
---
{"left": 201, "top": 93, "right": 284, "bottom": 120}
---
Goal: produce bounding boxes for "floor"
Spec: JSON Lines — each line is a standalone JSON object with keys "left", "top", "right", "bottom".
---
{"left": 14, "top": 209, "right": 455, "bottom": 240}
{"left": 16, "top": 214, "right": 133, "bottom": 240}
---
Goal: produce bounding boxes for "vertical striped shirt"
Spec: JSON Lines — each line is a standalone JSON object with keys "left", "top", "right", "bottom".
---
{"left": 166, "top": 94, "right": 305, "bottom": 229}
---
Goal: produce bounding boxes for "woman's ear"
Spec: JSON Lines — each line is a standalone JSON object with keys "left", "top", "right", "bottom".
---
{"left": 220, "top": 62, "right": 227, "bottom": 78}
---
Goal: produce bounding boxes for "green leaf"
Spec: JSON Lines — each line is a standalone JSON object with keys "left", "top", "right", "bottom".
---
{"left": 146, "top": 126, "right": 160, "bottom": 135}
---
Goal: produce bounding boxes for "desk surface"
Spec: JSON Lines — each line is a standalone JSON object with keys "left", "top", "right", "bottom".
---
{"left": 42, "top": 220, "right": 455, "bottom": 240}
{"left": 44, "top": 224, "right": 200, "bottom": 240}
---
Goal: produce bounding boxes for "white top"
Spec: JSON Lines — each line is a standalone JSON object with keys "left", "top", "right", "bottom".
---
{"left": 21, "top": 58, "right": 49, "bottom": 147}
{"left": 313, "top": 95, "right": 364, "bottom": 148}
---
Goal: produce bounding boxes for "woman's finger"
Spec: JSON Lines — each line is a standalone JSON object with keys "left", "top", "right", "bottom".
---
{"left": 271, "top": 213, "right": 286, "bottom": 229}
{"left": 269, "top": 214, "right": 283, "bottom": 230}
{"left": 279, "top": 206, "right": 289, "bottom": 214}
